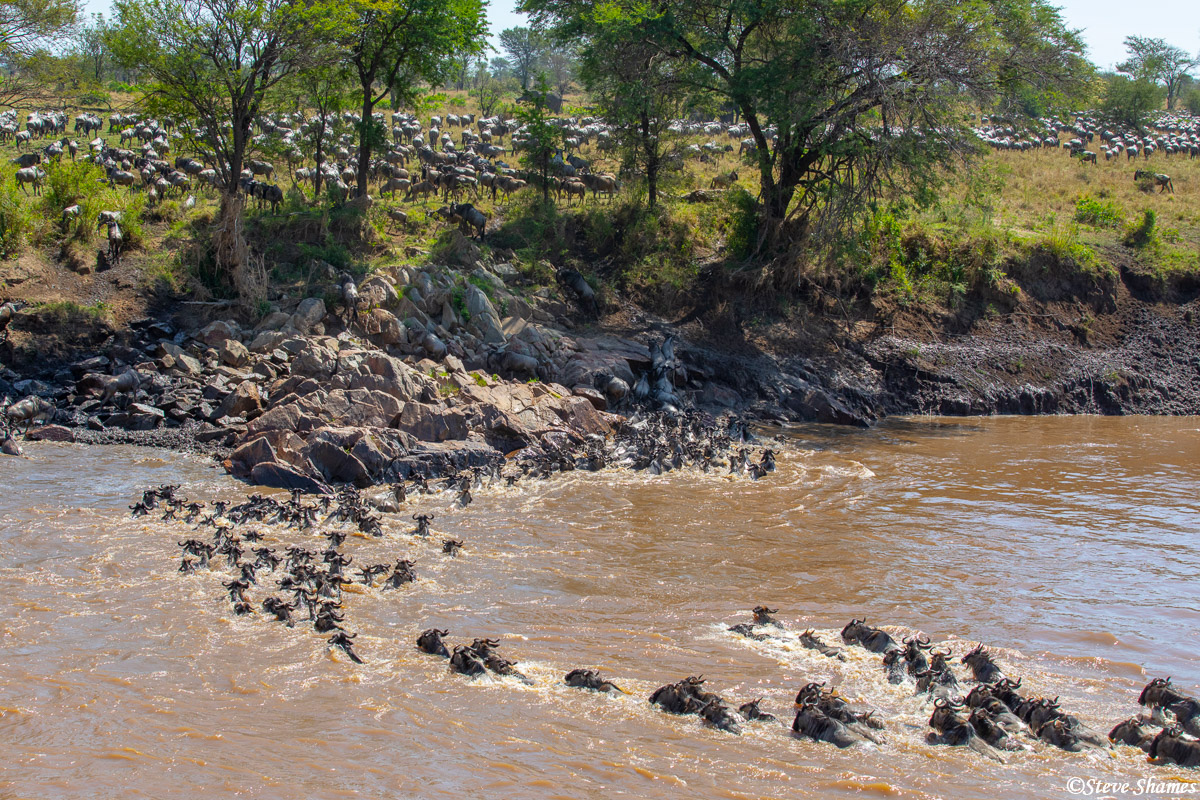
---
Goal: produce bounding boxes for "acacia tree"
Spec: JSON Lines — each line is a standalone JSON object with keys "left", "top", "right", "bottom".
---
{"left": 575, "top": 13, "right": 688, "bottom": 209}
{"left": 110, "top": 0, "right": 316, "bottom": 297}
{"left": 0, "top": 0, "right": 78, "bottom": 59}
{"left": 0, "top": 0, "right": 79, "bottom": 107}
{"left": 499, "top": 26, "right": 545, "bottom": 91}
{"left": 514, "top": 78, "right": 563, "bottom": 203}
{"left": 335, "top": 0, "right": 486, "bottom": 198}
{"left": 73, "top": 12, "right": 108, "bottom": 83}
{"left": 289, "top": 52, "right": 353, "bottom": 201}
{"left": 526, "top": 0, "right": 1089, "bottom": 287}
{"left": 1118, "top": 36, "right": 1198, "bottom": 111}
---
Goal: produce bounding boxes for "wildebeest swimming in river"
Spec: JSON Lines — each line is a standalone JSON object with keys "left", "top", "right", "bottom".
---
{"left": 926, "top": 698, "right": 1005, "bottom": 762}
{"left": 799, "top": 629, "right": 847, "bottom": 661}
{"left": 840, "top": 618, "right": 900, "bottom": 653}
{"left": 1108, "top": 716, "right": 1161, "bottom": 752}
{"left": 738, "top": 698, "right": 777, "bottom": 723}
{"left": 961, "top": 644, "right": 1006, "bottom": 684}
{"left": 565, "top": 668, "right": 627, "bottom": 694}
{"left": 1149, "top": 726, "right": 1200, "bottom": 767}
{"left": 417, "top": 628, "right": 450, "bottom": 657}
{"left": 1140, "top": 677, "right": 1200, "bottom": 737}
{"left": 793, "top": 682, "right": 885, "bottom": 741}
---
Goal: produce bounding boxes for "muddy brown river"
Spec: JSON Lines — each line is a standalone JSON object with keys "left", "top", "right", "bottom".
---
{"left": 1, "top": 416, "right": 1198, "bottom": 799}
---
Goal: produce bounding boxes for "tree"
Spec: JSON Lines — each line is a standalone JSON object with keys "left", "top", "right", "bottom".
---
{"left": 498, "top": 26, "right": 545, "bottom": 91}
{"left": 289, "top": 50, "right": 353, "bottom": 201}
{"left": 543, "top": 42, "right": 574, "bottom": 96}
{"left": 1118, "top": 36, "right": 1198, "bottom": 111}
{"left": 525, "top": 0, "right": 1090, "bottom": 287}
{"left": 489, "top": 56, "right": 512, "bottom": 80}
{"left": 0, "top": 0, "right": 79, "bottom": 107}
{"left": 473, "top": 75, "right": 505, "bottom": 118}
{"left": 575, "top": 13, "right": 688, "bottom": 209}
{"left": 333, "top": 0, "right": 486, "bottom": 197}
{"left": 73, "top": 12, "right": 108, "bottom": 83}
{"left": 110, "top": 0, "right": 316, "bottom": 298}
{"left": 1101, "top": 74, "right": 1164, "bottom": 130}
{"left": 513, "top": 78, "right": 563, "bottom": 203}
{"left": 0, "top": 0, "right": 79, "bottom": 60}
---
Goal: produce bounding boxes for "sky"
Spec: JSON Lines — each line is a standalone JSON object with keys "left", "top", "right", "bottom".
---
{"left": 80, "top": 0, "right": 1199, "bottom": 72}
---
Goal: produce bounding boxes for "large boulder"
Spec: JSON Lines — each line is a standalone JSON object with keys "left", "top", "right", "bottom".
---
{"left": 361, "top": 308, "right": 405, "bottom": 346}
{"left": 290, "top": 342, "right": 338, "bottom": 379}
{"left": 303, "top": 439, "right": 372, "bottom": 487}
{"left": 197, "top": 320, "right": 239, "bottom": 346}
{"left": 218, "top": 338, "right": 250, "bottom": 367}
{"left": 393, "top": 402, "right": 469, "bottom": 442}
{"left": 360, "top": 275, "right": 399, "bottom": 307}
{"left": 295, "top": 388, "right": 403, "bottom": 429}
{"left": 250, "top": 462, "right": 329, "bottom": 494}
{"left": 465, "top": 284, "right": 506, "bottom": 345}
{"left": 215, "top": 382, "right": 263, "bottom": 420}
{"left": 245, "top": 400, "right": 323, "bottom": 436}
{"left": 289, "top": 297, "right": 327, "bottom": 334}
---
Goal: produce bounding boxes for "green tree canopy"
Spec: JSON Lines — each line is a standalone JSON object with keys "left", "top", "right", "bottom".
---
{"left": 498, "top": 26, "right": 546, "bottom": 91}
{"left": 330, "top": 0, "right": 486, "bottom": 196}
{"left": 1117, "top": 36, "right": 1197, "bottom": 111}
{"left": 525, "top": 0, "right": 1091, "bottom": 287}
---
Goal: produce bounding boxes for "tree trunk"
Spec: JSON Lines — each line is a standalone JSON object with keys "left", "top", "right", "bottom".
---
{"left": 356, "top": 92, "right": 374, "bottom": 198}
{"left": 214, "top": 192, "right": 263, "bottom": 304}
{"left": 313, "top": 115, "right": 325, "bottom": 201}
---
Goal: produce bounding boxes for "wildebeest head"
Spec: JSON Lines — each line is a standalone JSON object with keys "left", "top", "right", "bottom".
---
{"left": 903, "top": 634, "right": 932, "bottom": 657}
{"left": 929, "top": 697, "right": 967, "bottom": 731}
{"left": 841, "top": 618, "right": 869, "bottom": 643}
{"left": 752, "top": 605, "right": 779, "bottom": 624}
{"left": 1139, "top": 676, "right": 1181, "bottom": 707}
{"left": 793, "top": 681, "right": 828, "bottom": 707}
{"left": 929, "top": 647, "right": 953, "bottom": 672}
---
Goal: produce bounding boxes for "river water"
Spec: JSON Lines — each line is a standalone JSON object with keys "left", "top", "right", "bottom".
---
{"left": 1, "top": 416, "right": 1198, "bottom": 799}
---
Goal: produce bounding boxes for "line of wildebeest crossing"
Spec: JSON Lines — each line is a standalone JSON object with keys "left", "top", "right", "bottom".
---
{"left": 131, "top": 447, "right": 1198, "bottom": 772}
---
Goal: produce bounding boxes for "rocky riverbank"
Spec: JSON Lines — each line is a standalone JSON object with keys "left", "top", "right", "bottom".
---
{"left": 4, "top": 240, "right": 1200, "bottom": 487}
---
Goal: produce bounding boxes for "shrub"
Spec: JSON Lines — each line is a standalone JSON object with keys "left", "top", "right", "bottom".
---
{"left": 1073, "top": 194, "right": 1123, "bottom": 229}
{"left": 0, "top": 179, "right": 36, "bottom": 258}
{"left": 1123, "top": 209, "right": 1156, "bottom": 249}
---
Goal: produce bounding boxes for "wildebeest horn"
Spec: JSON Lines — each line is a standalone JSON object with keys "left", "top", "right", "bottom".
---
{"left": 903, "top": 635, "right": 913, "bottom": 644}
{"left": 935, "top": 698, "right": 948, "bottom": 709}
{"left": 934, "top": 648, "right": 952, "bottom": 657}
{"left": 1011, "top": 677, "right": 1022, "bottom": 688}
{"left": 803, "top": 628, "right": 814, "bottom": 636}
{"left": 918, "top": 634, "right": 930, "bottom": 645}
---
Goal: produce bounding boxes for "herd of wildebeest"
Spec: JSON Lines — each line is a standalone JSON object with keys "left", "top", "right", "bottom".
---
{"left": 127, "top": 424, "right": 1200, "bottom": 772}
{"left": 2, "top": 103, "right": 1195, "bottom": 267}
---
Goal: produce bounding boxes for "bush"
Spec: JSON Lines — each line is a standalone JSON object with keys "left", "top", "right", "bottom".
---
{"left": 1123, "top": 209, "right": 1157, "bottom": 249}
{"left": 1073, "top": 194, "right": 1124, "bottom": 228}
{"left": 0, "top": 179, "right": 36, "bottom": 258}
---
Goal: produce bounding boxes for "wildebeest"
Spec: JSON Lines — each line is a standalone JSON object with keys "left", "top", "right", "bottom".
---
{"left": 565, "top": 668, "right": 627, "bottom": 694}
{"left": 417, "top": 628, "right": 450, "bottom": 657}
{"left": 840, "top": 618, "right": 900, "bottom": 653}
{"left": 902, "top": 634, "right": 933, "bottom": 675}
{"left": 14, "top": 166, "right": 45, "bottom": 195}
{"left": 1134, "top": 169, "right": 1174, "bottom": 193}
{"left": 650, "top": 675, "right": 719, "bottom": 716}
{"left": 926, "top": 699, "right": 1004, "bottom": 762}
{"left": 0, "top": 300, "right": 24, "bottom": 342}
{"left": 1108, "top": 716, "right": 1160, "bottom": 752}
{"left": 791, "top": 699, "right": 868, "bottom": 748}
{"left": 4, "top": 395, "right": 54, "bottom": 432}
{"left": 738, "top": 698, "right": 777, "bottom": 722}
{"left": 793, "top": 682, "right": 885, "bottom": 740}
{"left": 961, "top": 644, "right": 1006, "bottom": 683}
{"left": 1149, "top": 726, "right": 1200, "bottom": 767}
{"left": 1139, "top": 677, "right": 1200, "bottom": 736}
{"left": 438, "top": 202, "right": 486, "bottom": 239}
{"left": 556, "top": 267, "right": 597, "bottom": 315}
{"left": 916, "top": 666, "right": 961, "bottom": 704}
{"left": 799, "top": 629, "right": 847, "bottom": 661}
